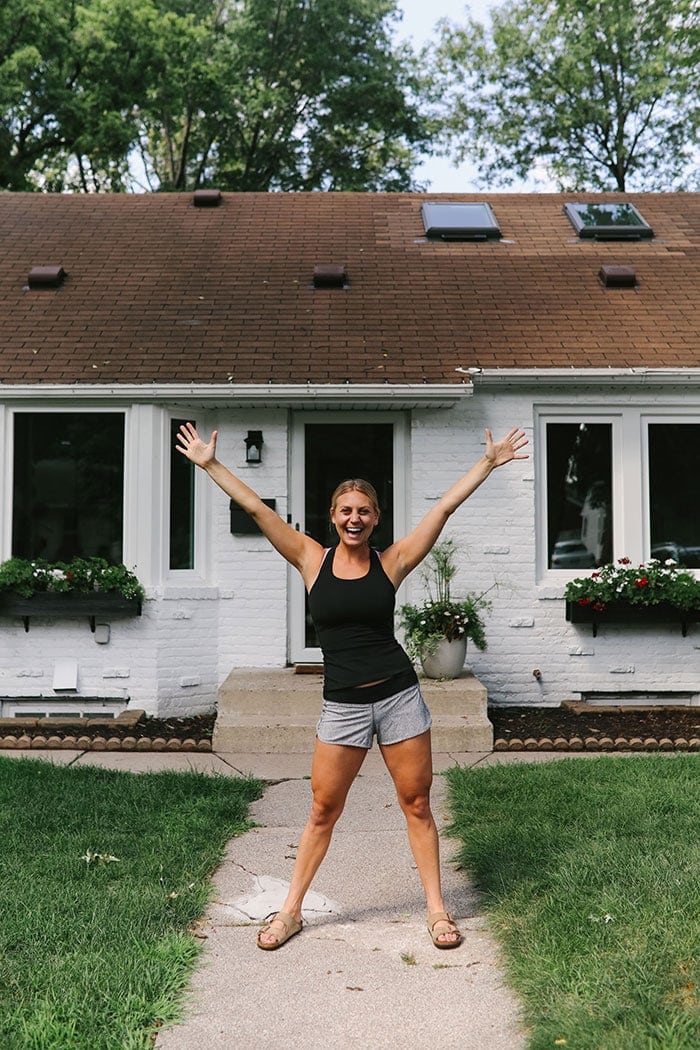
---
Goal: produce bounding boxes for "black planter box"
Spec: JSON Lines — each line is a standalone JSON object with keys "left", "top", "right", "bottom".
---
{"left": 0, "top": 593, "right": 142, "bottom": 632}
{"left": 566, "top": 599, "right": 699, "bottom": 637}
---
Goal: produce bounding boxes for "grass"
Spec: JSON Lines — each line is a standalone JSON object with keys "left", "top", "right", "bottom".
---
{"left": 0, "top": 756, "right": 262, "bottom": 1050}
{"left": 445, "top": 755, "right": 700, "bottom": 1050}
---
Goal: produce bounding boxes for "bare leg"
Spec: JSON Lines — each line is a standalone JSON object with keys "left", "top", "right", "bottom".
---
{"left": 380, "top": 730, "right": 459, "bottom": 945}
{"left": 258, "top": 738, "right": 367, "bottom": 945}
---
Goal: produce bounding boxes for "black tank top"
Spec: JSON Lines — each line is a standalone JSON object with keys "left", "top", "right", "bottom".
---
{"left": 307, "top": 547, "right": 417, "bottom": 702}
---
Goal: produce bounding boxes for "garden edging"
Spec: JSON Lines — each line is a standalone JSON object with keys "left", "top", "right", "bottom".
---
{"left": 494, "top": 735, "right": 700, "bottom": 753}
{"left": 0, "top": 709, "right": 213, "bottom": 752}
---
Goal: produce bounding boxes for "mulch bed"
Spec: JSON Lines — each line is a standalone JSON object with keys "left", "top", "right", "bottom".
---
{"left": 490, "top": 703, "right": 700, "bottom": 752}
{"left": 2, "top": 706, "right": 699, "bottom": 753}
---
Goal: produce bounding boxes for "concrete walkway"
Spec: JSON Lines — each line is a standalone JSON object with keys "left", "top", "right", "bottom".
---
{"left": 4, "top": 745, "right": 580, "bottom": 1048}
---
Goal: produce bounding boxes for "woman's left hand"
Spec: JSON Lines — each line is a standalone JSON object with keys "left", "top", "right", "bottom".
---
{"left": 485, "top": 427, "right": 529, "bottom": 467}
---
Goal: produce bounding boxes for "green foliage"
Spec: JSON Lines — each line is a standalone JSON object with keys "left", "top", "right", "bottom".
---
{"left": 399, "top": 540, "right": 490, "bottom": 657}
{"left": 0, "top": 557, "right": 145, "bottom": 602}
{"left": 445, "top": 756, "right": 700, "bottom": 1048}
{"left": 428, "top": 0, "right": 700, "bottom": 190}
{"left": 0, "top": 0, "right": 429, "bottom": 192}
{"left": 0, "top": 0, "right": 157, "bottom": 191}
{"left": 0, "top": 757, "right": 262, "bottom": 1048}
{"left": 564, "top": 557, "right": 700, "bottom": 611}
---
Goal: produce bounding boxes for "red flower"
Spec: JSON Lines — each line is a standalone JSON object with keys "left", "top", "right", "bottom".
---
{"left": 592, "top": 600, "right": 607, "bottom": 611}
{"left": 618, "top": 557, "right": 631, "bottom": 565}
{"left": 591, "top": 572, "right": 600, "bottom": 579}
{"left": 634, "top": 577, "right": 649, "bottom": 588}
{"left": 577, "top": 597, "right": 592, "bottom": 606}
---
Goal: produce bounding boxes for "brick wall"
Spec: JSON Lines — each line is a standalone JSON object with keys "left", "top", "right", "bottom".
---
{"left": 1, "top": 397, "right": 698, "bottom": 715}
{"left": 406, "top": 390, "right": 699, "bottom": 708}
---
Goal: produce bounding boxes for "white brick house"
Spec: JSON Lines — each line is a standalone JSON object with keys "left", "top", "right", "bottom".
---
{"left": 0, "top": 192, "right": 698, "bottom": 716}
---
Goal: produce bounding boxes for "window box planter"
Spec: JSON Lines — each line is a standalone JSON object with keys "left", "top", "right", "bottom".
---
{"left": 0, "top": 593, "right": 142, "bottom": 633}
{"left": 565, "top": 599, "right": 699, "bottom": 637}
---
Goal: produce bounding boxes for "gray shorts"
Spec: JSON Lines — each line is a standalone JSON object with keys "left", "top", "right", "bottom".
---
{"left": 316, "top": 682, "right": 432, "bottom": 749}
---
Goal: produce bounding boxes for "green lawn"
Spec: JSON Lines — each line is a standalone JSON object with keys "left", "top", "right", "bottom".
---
{"left": 445, "top": 755, "right": 700, "bottom": 1050}
{"left": 0, "top": 756, "right": 262, "bottom": 1050}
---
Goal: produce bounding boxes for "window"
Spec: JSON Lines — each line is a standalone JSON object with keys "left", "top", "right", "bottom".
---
{"left": 648, "top": 424, "right": 700, "bottom": 567}
{"left": 420, "top": 202, "right": 501, "bottom": 241}
{"left": 546, "top": 422, "right": 613, "bottom": 569}
{"left": 12, "top": 412, "right": 125, "bottom": 561}
{"left": 564, "top": 202, "right": 653, "bottom": 240}
{"left": 542, "top": 411, "right": 700, "bottom": 574}
{"left": 169, "top": 418, "right": 195, "bottom": 570}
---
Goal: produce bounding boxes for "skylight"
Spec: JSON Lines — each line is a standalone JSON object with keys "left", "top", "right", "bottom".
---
{"left": 564, "top": 202, "right": 653, "bottom": 240}
{"left": 420, "top": 202, "right": 501, "bottom": 241}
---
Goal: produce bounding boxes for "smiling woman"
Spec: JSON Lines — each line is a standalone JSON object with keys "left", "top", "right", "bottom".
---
{"left": 175, "top": 420, "right": 527, "bottom": 952}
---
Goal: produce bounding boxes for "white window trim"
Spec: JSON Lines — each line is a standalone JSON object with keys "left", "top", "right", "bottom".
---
{"left": 536, "top": 405, "right": 700, "bottom": 583}
{"left": 161, "top": 410, "right": 211, "bottom": 585}
{"left": 0, "top": 403, "right": 212, "bottom": 590}
{"left": 1, "top": 404, "right": 130, "bottom": 565}
{"left": 641, "top": 411, "right": 700, "bottom": 562}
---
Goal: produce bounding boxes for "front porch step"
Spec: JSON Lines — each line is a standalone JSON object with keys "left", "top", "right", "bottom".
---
{"left": 213, "top": 668, "right": 492, "bottom": 753}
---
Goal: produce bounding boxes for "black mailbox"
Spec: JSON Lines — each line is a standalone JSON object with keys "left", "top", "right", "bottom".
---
{"left": 229, "top": 498, "right": 276, "bottom": 535}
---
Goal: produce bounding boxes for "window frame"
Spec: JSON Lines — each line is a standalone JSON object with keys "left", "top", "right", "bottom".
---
{"left": 641, "top": 413, "right": 700, "bottom": 566}
{"left": 420, "top": 201, "right": 502, "bottom": 241}
{"left": 537, "top": 411, "right": 622, "bottom": 580}
{"left": 0, "top": 404, "right": 209, "bottom": 587}
{"left": 536, "top": 407, "right": 700, "bottom": 582}
{"left": 162, "top": 410, "right": 209, "bottom": 583}
{"left": 2, "top": 405, "right": 130, "bottom": 566}
{"left": 563, "top": 202, "right": 654, "bottom": 240}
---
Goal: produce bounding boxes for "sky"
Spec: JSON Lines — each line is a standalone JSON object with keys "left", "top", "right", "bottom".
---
{"left": 393, "top": 0, "right": 517, "bottom": 192}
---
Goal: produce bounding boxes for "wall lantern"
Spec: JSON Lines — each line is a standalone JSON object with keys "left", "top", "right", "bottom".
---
{"left": 245, "top": 430, "right": 264, "bottom": 463}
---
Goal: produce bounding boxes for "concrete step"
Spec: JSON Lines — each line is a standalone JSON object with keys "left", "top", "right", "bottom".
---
{"left": 214, "top": 668, "right": 492, "bottom": 753}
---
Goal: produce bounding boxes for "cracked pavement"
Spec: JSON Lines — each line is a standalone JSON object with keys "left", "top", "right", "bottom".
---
{"left": 155, "top": 760, "right": 526, "bottom": 1049}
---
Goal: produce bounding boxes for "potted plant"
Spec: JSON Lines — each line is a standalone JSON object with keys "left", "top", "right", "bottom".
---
{"left": 564, "top": 557, "right": 700, "bottom": 636}
{"left": 399, "top": 540, "right": 491, "bottom": 679}
{"left": 0, "top": 556, "right": 144, "bottom": 632}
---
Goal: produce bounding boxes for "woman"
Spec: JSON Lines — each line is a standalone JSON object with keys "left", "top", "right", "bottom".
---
{"left": 176, "top": 422, "right": 528, "bottom": 950}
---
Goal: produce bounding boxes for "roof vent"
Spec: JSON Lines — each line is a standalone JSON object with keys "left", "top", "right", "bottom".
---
{"left": 28, "top": 265, "right": 66, "bottom": 289}
{"left": 313, "top": 263, "right": 348, "bottom": 289}
{"left": 193, "top": 189, "right": 222, "bottom": 207}
{"left": 599, "top": 264, "right": 637, "bottom": 288}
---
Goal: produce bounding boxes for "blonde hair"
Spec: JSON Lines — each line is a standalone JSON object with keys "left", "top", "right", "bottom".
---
{"left": 330, "top": 478, "right": 380, "bottom": 515}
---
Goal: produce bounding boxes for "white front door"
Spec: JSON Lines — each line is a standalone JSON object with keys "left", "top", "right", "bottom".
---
{"left": 288, "top": 412, "right": 408, "bottom": 664}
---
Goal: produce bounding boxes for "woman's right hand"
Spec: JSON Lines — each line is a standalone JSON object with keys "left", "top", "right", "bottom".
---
{"left": 176, "top": 422, "right": 217, "bottom": 468}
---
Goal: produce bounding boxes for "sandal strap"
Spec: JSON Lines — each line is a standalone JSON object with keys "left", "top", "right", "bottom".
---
{"left": 262, "top": 911, "right": 297, "bottom": 935}
{"left": 427, "top": 911, "right": 454, "bottom": 930}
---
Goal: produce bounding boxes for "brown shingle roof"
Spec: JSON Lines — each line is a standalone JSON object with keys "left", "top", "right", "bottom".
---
{"left": 0, "top": 191, "right": 698, "bottom": 386}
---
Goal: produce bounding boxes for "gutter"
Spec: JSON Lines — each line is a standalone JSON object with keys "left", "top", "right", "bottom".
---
{"left": 464, "top": 368, "right": 700, "bottom": 388}
{"left": 0, "top": 382, "right": 472, "bottom": 409}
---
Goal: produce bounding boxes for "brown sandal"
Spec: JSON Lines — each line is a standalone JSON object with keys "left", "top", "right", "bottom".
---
{"left": 256, "top": 911, "right": 303, "bottom": 951}
{"left": 427, "top": 911, "right": 462, "bottom": 949}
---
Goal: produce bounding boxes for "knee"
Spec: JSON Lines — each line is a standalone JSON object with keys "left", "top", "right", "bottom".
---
{"left": 308, "top": 793, "right": 344, "bottom": 829}
{"left": 398, "top": 790, "right": 432, "bottom": 823}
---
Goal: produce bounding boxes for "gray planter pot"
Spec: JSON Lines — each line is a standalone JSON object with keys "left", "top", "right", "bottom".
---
{"left": 420, "top": 636, "right": 468, "bottom": 680}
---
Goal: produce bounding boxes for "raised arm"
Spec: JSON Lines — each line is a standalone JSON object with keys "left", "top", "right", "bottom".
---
{"left": 176, "top": 423, "right": 322, "bottom": 581}
{"left": 381, "top": 427, "right": 529, "bottom": 588}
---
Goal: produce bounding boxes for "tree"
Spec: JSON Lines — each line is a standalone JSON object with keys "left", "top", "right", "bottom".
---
{"left": 0, "top": 0, "right": 160, "bottom": 191}
{"left": 429, "top": 0, "right": 700, "bottom": 191}
{"left": 0, "top": 0, "right": 429, "bottom": 193}
{"left": 135, "top": 0, "right": 428, "bottom": 192}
